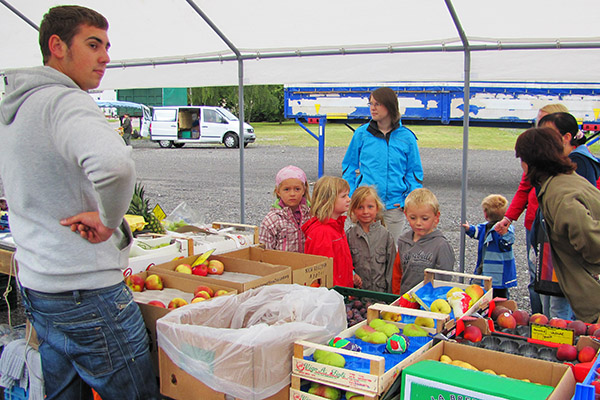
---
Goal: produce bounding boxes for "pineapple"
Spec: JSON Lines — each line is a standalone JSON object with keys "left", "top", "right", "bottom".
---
{"left": 128, "top": 183, "right": 165, "bottom": 234}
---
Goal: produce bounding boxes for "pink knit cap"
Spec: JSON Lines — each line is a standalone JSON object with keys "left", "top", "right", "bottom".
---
{"left": 276, "top": 165, "right": 307, "bottom": 186}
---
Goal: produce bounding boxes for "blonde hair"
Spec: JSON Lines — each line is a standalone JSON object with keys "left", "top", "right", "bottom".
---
{"left": 349, "top": 186, "right": 385, "bottom": 224}
{"left": 404, "top": 188, "right": 440, "bottom": 215}
{"left": 481, "top": 194, "right": 508, "bottom": 222}
{"left": 311, "top": 176, "right": 350, "bottom": 222}
{"left": 540, "top": 104, "right": 569, "bottom": 115}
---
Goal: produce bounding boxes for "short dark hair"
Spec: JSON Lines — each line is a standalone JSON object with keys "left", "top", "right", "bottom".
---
{"left": 538, "top": 112, "right": 586, "bottom": 146}
{"left": 515, "top": 127, "right": 575, "bottom": 186}
{"left": 39, "top": 6, "right": 108, "bottom": 64}
{"left": 371, "top": 87, "right": 400, "bottom": 124}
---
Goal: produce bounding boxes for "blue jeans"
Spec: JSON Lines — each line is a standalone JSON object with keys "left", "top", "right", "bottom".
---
{"left": 526, "top": 229, "right": 543, "bottom": 314}
{"left": 20, "top": 282, "right": 159, "bottom": 400}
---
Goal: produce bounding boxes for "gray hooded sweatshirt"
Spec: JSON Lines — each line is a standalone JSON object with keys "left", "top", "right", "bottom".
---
{"left": 0, "top": 66, "right": 135, "bottom": 293}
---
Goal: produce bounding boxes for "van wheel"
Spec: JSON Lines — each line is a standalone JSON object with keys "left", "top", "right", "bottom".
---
{"left": 158, "top": 140, "right": 173, "bottom": 148}
{"left": 173, "top": 143, "right": 186, "bottom": 148}
{"left": 223, "top": 133, "right": 239, "bottom": 148}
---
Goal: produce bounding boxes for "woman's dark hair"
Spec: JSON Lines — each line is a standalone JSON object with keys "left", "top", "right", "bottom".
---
{"left": 371, "top": 87, "right": 400, "bottom": 124}
{"left": 39, "top": 6, "right": 109, "bottom": 64}
{"left": 538, "top": 112, "right": 586, "bottom": 146}
{"left": 515, "top": 127, "right": 576, "bottom": 186}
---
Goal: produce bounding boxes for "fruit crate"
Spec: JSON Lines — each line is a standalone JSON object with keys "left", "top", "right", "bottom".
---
{"left": 390, "top": 268, "right": 493, "bottom": 333}
{"left": 291, "top": 303, "right": 446, "bottom": 399}
{"left": 573, "top": 346, "right": 600, "bottom": 400}
{"left": 333, "top": 286, "right": 400, "bottom": 327}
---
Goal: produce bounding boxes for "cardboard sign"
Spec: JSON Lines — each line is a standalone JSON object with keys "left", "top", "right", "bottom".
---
{"left": 152, "top": 203, "right": 166, "bottom": 221}
{"left": 530, "top": 323, "right": 574, "bottom": 345}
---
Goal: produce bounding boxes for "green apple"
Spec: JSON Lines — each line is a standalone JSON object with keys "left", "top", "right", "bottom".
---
{"left": 430, "top": 298, "right": 451, "bottom": 314}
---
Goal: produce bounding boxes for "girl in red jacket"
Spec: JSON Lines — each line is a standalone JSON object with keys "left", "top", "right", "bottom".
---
{"left": 302, "top": 176, "right": 357, "bottom": 288}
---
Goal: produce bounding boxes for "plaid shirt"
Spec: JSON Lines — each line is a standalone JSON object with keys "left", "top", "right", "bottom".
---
{"left": 259, "top": 199, "right": 310, "bottom": 253}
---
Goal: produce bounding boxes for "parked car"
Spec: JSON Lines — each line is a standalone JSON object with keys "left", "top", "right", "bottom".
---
{"left": 150, "top": 106, "right": 255, "bottom": 148}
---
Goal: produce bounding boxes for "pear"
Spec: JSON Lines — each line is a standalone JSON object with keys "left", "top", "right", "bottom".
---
{"left": 402, "top": 323, "right": 429, "bottom": 337}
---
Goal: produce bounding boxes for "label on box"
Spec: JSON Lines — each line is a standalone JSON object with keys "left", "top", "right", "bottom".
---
{"left": 530, "top": 323, "right": 574, "bottom": 345}
{"left": 153, "top": 204, "right": 166, "bottom": 221}
{"left": 403, "top": 375, "right": 508, "bottom": 400}
{"left": 293, "top": 359, "right": 378, "bottom": 393}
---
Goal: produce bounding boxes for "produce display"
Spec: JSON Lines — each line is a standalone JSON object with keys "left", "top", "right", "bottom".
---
{"left": 127, "top": 182, "right": 165, "bottom": 234}
{"left": 437, "top": 353, "right": 540, "bottom": 383}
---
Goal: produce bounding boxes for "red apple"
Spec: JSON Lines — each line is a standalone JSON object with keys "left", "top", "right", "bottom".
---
{"left": 168, "top": 297, "right": 188, "bottom": 309}
{"left": 497, "top": 312, "right": 517, "bottom": 330}
{"left": 512, "top": 309, "right": 530, "bottom": 326}
{"left": 208, "top": 260, "right": 225, "bottom": 275}
{"left": 567, "top": 320, "right": 587, "bottom": 336}
{"left": 549, "top": 318, "right": 568, "bottom": 329}
{"left": 591, "top": 380, "right": 600, "bottom": 395}
{"left": 587, "top": 323, "right": 600, "bottom": 336}
{"left": 214, "top": 289, "right": 229, "bottom": 297}
{"left": 192, "top": 263, "right": 209, "bottom": 276}
{"left": 144, "top": 274, "right": 163, "bottom": 290}
{"left": 194, "top": 290, "right": 211, "bottom": 300}
{"left": 194, "top": 285, "right": 214, "bottom": 298}
{"left": 529, "top": 313, "right": 549, "bottom": 325}
{"left": 147, "top": 300, "right": 166, "bottom": 308}
{"left": 491, "top": 306, "right": 510, "bottom": 321}
{"left": 125, "top": 275, "right": 144, "bottom": 292}
{"left": 578, "top": 346, "right": 597, "bottom": 363}
{"left": 594, "top": 328, "right": 600, "bottom": 337}
{"left": 556, "top": 344, "right": 578, "bottom": 361}
{"left": 463, "top": 325, "right": 483, "bottom": 343}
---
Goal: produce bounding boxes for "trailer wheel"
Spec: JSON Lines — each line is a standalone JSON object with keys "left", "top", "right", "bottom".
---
{"left": 173, "top": 143, "right": 186, "bottom": 148}
{"left": 223, "top": 133, "right": 239, "bottom": 148}
{"left": 158, "top": 140, "right": 173, "bottom": 148}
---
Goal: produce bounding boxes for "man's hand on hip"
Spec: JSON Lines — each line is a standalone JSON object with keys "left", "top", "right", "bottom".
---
{"left": 61, "top": 212, "right": 115, "bottom": 243}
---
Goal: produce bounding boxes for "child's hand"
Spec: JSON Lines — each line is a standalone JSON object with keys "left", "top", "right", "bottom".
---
{"left": 353, "top": 273, "right": 362, "bottom": 289}
{"left": 461, "top": 223, "right": 469, "bottom": 229}
{"left": 494, "top": 217, "right": 511, "bottom": 235}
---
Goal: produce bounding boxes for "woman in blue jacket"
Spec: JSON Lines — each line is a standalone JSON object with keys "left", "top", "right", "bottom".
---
{"left": 342, "top": 87, "right": 423, "bottom": 243}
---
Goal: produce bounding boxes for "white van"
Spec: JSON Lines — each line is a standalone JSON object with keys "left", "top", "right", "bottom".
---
{"left": 150, "top": 106, "right": 255, "bottom": 148}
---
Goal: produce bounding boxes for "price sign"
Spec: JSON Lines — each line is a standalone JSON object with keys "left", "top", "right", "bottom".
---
{"left": 530, "top": 323, "right": 574, "bottom": 345}
{"left": 152, "top": 204, "right": 166, "bottom": 221}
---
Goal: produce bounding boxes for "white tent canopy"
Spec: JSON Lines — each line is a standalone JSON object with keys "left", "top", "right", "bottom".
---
{"left": 2, "top": 0, "right": 600, "bottom": 88}
{"left": 2, "top": 0, "right": 600, "bottom": 270}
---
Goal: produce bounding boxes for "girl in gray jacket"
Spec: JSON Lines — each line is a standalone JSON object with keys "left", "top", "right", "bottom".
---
{"left": 347, "top": 186, "right": 396, "bottom": 292}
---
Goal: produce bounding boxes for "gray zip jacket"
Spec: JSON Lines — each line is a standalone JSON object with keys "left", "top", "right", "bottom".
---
{"left": 346, "top": 221, "right": 396, "bottom": 293}
{"left": 0, "top": 66, "right": 135, "bottom": 292}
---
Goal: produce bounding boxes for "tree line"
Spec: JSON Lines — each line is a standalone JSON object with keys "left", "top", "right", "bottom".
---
{"left": 189, "top": 85, "right": 284, "bottom": 123}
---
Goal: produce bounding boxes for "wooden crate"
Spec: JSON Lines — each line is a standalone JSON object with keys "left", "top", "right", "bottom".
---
{"left": 291, "top": 305, "right": 444, "bottom": 399}
{"left": 390, "top": 268, "right": 493, "bottom": 333}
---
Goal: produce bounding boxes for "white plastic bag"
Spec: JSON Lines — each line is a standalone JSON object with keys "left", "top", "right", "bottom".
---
{"left": 157, "top": 284, "right": 346, "bottom": 400}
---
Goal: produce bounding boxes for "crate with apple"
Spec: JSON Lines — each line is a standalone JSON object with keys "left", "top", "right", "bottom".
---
{"left": 291, "top": 303, "right": 447, "bottom": 399}
{"left": 151, "top": 251, "right": 292, "bottom": 293}
{"left": 389, "top": 268, "right": 493, "bottom": 332}
{"left": 399, "top": 340, "right": 576, "bottom": 400}
{"left": 124, "top": 270, "right": 237, "bottom": 376}
{"left": 332, "top": 286, "right": 401, "bottom": 327}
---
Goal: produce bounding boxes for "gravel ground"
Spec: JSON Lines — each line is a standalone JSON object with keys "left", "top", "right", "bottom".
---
{"left": 0, "top": 137, "right": 532, "bottom": 329}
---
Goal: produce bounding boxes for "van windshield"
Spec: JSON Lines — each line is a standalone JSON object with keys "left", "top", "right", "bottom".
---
{"left": 218, "top": 108, "right": 239, "bottom": 121}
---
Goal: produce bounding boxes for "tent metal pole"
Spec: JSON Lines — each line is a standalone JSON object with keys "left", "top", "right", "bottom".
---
{"left": 0, "top": 0, "right": 39, "bottom": 31}
{"left": 445, "top": 0, "right": 470, "bottom": 275}
{"left": 184, "top": 0, "right": 246, "bottom": 223}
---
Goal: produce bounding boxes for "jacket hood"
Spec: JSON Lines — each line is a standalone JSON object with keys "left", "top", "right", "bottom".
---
{"left": 398, "top": 228, "right": 445, "bottom": 245}
{"left": 572, "top": 145, "right": 600, "bottom": 163}
{"left": 0, "top": 66, "right": 79, "bottom": 125}
{"left": 302, "top": 215, "right": 347, "bottom": 234}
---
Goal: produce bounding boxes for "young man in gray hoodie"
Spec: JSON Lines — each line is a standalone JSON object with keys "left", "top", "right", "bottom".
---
{"left": 0, "top": 6, "right": 159, "bottom": 400}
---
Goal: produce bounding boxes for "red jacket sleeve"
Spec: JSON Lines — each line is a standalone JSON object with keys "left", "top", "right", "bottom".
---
{"left": 391, "top": 251, "right": 402, "bottom": 295}
{"left": 505, "top": 172, "right": 532, "bottom": 222}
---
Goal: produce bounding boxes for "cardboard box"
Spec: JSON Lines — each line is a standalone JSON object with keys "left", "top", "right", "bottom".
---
{"left": 132, "top": 270, "right": 237, "bottom": 375}
{"left": 390, "top": 268, "right": 493, "bottom": 332}
{"left": 291, "top": 304, "right": 441, "bottom": 397}
{"left": 222, "top": 246, "right": 334, "bottom": 288}
{"left": 400, "top": 340, "right": 576, "bottom": 400}
{"left": 150, "top": 254, "right": 292, "bottom": 293}
{"left": 159, "top": 348, "right": 289, "bottom": 400}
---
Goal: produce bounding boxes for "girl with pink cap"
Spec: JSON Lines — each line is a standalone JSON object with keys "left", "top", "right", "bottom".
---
{"left": 259, "top": 165, "right": 311, "bottom": 252}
